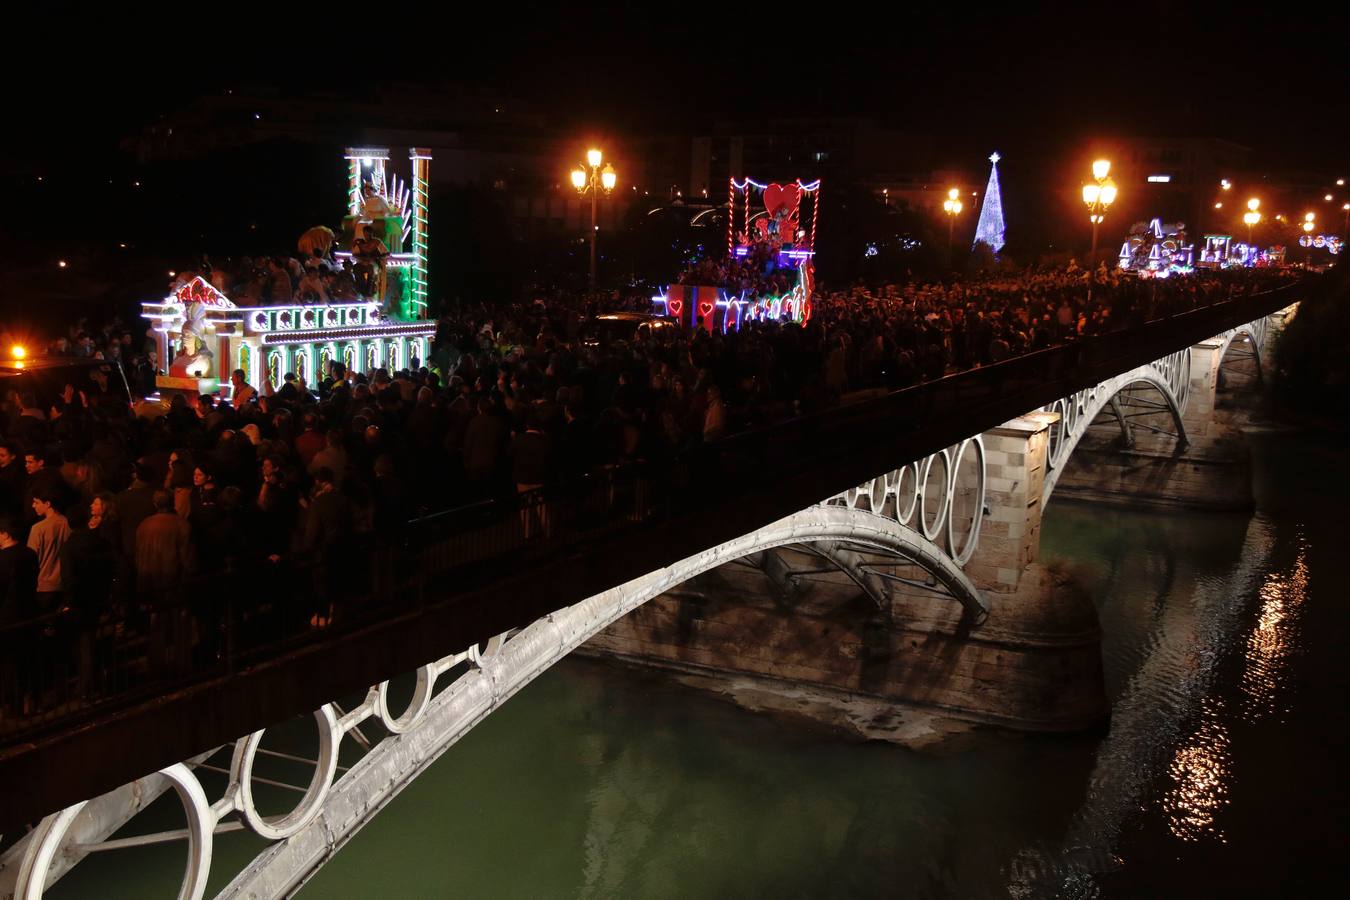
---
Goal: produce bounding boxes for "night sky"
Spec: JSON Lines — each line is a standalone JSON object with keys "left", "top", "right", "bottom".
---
{"left": 5, "top": 4, "right": 1345, "bottom": 331}
{"left": 13, "top": 6, "right": 1344, "bottom": 170}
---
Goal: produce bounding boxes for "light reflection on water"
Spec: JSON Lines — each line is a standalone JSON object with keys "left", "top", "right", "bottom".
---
{"left": 1162, "top": 698, "right": 1230, "bottom": 843}
{"left": 1239, "top": 541, "right": 1308, "bottom": 723}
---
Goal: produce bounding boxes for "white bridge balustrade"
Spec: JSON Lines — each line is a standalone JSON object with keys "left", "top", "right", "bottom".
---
{"left": 0, "top": 310, "right": 1286, "bottom": 900}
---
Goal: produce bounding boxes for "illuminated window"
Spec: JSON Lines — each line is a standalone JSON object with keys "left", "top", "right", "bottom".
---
{"left": 1147, "top": 175, "right": 1172, "bottom": 183}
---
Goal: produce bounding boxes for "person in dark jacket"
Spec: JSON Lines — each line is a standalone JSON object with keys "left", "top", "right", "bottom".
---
{"left": 301, "top": 468, "right": 354, "bottom": 626}
{"left": 0, "top": 515, "right": 39, "bottom": 714}
{"left": 0, "top": 515, "right": 38, "bottom": 624}
{"left": 61, "top": 503, "right": 117, "bottom": 695}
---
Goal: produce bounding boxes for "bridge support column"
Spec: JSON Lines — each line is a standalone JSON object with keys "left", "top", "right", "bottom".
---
{"left": 1185, "top": 339, "right": 1226, "bottom": 436}
{"left": 963, "top": 413, "right": 1056, "bottom": 594}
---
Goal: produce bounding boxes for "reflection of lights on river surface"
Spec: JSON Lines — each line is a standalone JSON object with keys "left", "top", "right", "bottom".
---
{"left": 1163, "top": 700, "right": 1230, "bottom": 843}
{"left": 1241, "top": 542, "right": 1308, "bottom": 721}
{"left": 1163, "top": 540, "right": 1308, "bottom": 845}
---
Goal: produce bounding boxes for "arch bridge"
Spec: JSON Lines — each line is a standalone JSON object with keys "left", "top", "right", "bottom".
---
{"left": 0, "top": 289, "right": 1301, "bottom": 899}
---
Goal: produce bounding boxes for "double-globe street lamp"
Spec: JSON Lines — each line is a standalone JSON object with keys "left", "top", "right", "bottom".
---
{"left": 571, "top": 148, "right": 617, "bottom": 288}
{"left": 942, "top": 188, "right": 963, "bottom": 250}
{"left": 1303, "top": 212, "right": 1316, "bottom": 266}
{"left": 1243, "top": 197, "right": 1261, "bottom": 248}
{"left": 1081, "top": 158, "right": 1117, "bottom": 299}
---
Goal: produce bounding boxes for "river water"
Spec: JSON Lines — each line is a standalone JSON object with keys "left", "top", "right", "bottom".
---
{"left": 46, "top": 428, "right": 1349, "bottom": 898}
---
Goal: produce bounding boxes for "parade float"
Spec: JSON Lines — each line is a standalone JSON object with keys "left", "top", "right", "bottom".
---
{"left": 143, "top": 147, "right": 436, "bottom": 398}
{"left": 653, "top": 177, "right": 820, "bottom": 332}
{"left": 1117, "top": 217, "right": 1195, "bottom": 277}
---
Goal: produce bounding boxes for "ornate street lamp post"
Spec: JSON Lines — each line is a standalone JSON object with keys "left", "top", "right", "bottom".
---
{"left": 1080, "top": 158, "right": 1117, "bottom": 300}
{"left": 1243, "top": 197, "right": 1261, "bottom": 249}
{"left": 571, "top": 148, "right": 617, "bottom": 288}
{"left": 942, "top": 187, "right": 963, "bottom": 250}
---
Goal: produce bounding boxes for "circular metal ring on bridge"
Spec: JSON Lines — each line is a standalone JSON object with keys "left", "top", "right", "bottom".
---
{"left": 376, "top": 663, "right": 438, "bottom": 734}
{"left": 892, "top": 462, "right": 921, "bottom": 526}
{"left": 947, "top": 437, "right": 986, "bottom": 566}
{"left": 17, "top": 762, "right": 214, "bottom": 900}
{"left": 919, "top": 448, "right": 952, "bottom": 542}
{"left": 467, "top": 632, "right": 507, "bottom": 667}
{"left": 232, "top": 704, "right": 340, "bottom": 841}
{"left": 1047, "top": 398, "right": 1069, "bottom": 470}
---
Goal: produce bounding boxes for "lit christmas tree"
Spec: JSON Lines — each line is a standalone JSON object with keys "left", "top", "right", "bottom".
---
{"left": 973, "top": 152, "right": 1006, "bottom": 253}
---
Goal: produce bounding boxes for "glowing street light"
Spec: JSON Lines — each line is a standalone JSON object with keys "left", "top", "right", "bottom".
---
{"left": 570, "top": 147, "right": 618, "bottom": 288}
{"left": 1325, "top": 193, "right": 1334, "bottom": 202}
{"left": 942, "top": 187, "right": 963, "bottom": 249}
{"left": 1236, "top": 209, "right": 1258, "bottom": 244}
{"left": 1303, "top": 213, "right": 1316, "bottom": 266}
{"left": 1220, "top": 179, "right": 1232, "bottom": 191}
{"left": 1081, "top": 158, "right": 1117, "bottom": 297}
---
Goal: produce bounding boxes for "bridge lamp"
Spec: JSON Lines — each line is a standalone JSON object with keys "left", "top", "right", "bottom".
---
{"left": 1247, "top": 197, "right": 1260, "bottom": 212}
{"left": 601, "top": 163, "right": 617, "bottom": 192}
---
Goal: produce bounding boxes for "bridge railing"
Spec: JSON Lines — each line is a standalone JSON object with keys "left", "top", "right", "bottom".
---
{"left": 0, "top": 277, "right": 1314, "bottom": 828}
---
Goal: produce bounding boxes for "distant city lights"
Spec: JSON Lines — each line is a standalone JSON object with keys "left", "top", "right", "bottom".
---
{"left": 57, "top": 260, "right": 67, "bottom": 268}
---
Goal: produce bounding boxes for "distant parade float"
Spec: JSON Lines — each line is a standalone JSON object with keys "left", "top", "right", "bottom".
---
{"left": 1117, "top": 218, "right": 1195, "bottom": 276}
{"left": 143, "top": 147, "right": 436, "bottom": 399}
{"left": 653, "top": 177, "right": 821, "bottom": 332}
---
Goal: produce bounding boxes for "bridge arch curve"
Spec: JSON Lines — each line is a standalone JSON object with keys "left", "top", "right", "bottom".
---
{"left": 1042, "top": 360, "right": 1190, "bottom": 507}
{"left": 1213, "top": 320, "right": 1266, "bottom": 386}
{"left": 10, "top": 507, "right": 983, "bottom": 900}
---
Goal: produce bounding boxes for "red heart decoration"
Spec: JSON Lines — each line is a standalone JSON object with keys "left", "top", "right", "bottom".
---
{"left": 763, "top": 183, "right": 786, "bottom": 218}
{"left": 763, "top": 183, "right": 802, "bottom": 220}
{"left": 698, "top": 300, "right": 714, "bottom": 318}
{"left": 667, "top": 297, "right": 683, "bottom": 317}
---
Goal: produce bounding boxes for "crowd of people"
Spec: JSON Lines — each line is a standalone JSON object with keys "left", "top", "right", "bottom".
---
{"left": 0, "top": 260, "right": 1298, "bottom": 711}
{"left": 676, "top": 241, "right": 801, "bottom": 300}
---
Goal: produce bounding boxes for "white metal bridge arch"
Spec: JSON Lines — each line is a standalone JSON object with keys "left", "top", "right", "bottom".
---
{"left": 0, "top": 315, "right": 1275, "bottom": 900}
